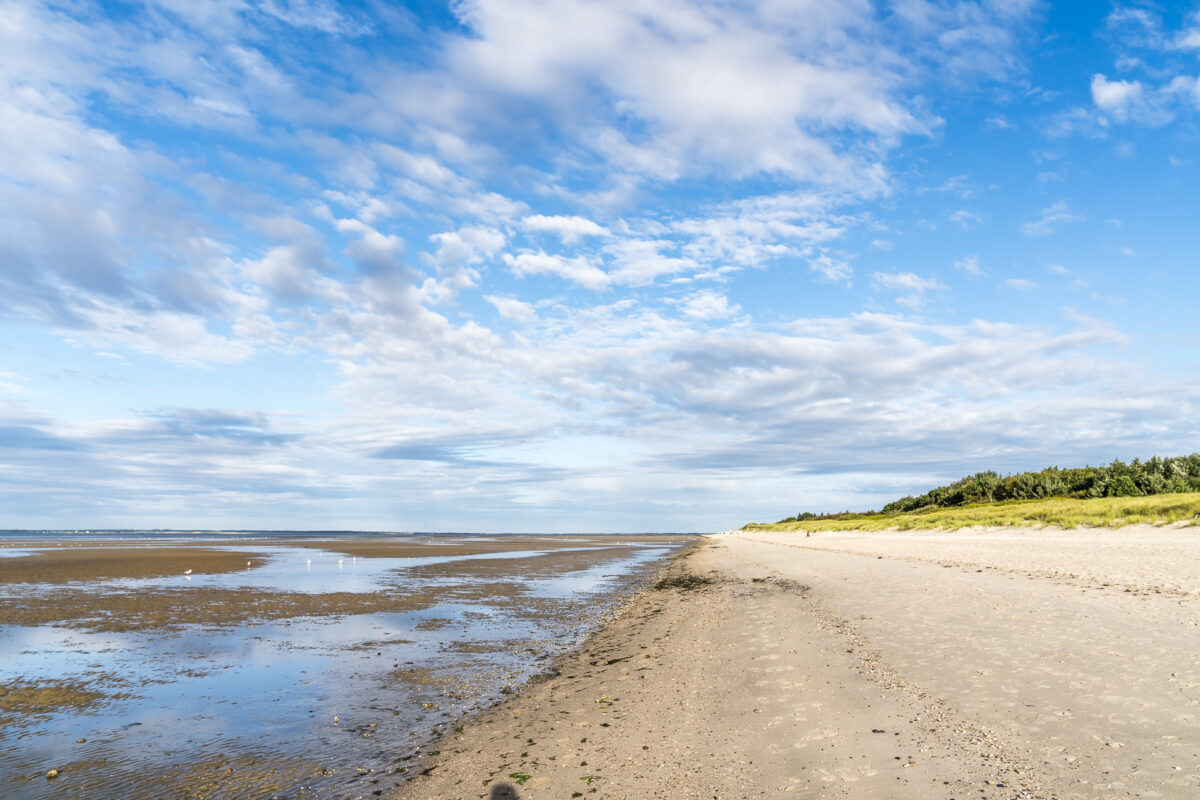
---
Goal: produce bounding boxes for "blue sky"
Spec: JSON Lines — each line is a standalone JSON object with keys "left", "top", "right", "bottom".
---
{"left": 2, "top": 0, "right": 1199, "bottom": 531}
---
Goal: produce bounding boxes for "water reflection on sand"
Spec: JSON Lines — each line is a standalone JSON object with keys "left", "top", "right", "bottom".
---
{"left": 0, "top": 534, "right": 689, "bottom": 800}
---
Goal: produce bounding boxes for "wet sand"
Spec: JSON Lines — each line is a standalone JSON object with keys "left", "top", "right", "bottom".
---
{"left": 0, "top": 546, "right": 269, "bottom": 584}
{"left": 397, "top": 527, "right": 1200, "bottom": 799}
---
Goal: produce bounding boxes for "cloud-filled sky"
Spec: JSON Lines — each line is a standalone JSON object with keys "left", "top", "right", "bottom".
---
{"left": 2, "top": 0, "right": 1199, "bottom": 531}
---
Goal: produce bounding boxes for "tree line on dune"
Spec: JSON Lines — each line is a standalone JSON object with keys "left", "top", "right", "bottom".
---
{"left": 780, "top": 455, "right": 1200, "bottom": 522}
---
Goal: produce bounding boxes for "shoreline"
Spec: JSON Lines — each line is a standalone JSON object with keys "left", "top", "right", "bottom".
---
{"left": 394, "top": 527, "right": 1200, "bottom": 799}
{"left": 387, "top": 539, "right": 706, "bottom": 789}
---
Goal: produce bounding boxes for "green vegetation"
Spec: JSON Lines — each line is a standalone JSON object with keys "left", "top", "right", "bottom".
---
{"left": 880, "top": 455, "right": 1200, "bottom": 513}
{"left": 746, "top": 493, "right": 1200, "bottom": 531}
{"left": 747, "top": 456, "right": 1200, "bottom": 531}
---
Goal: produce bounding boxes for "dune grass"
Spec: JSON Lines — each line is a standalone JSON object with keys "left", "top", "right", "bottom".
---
{"left": 743, "top": 492, "right": 1200, "bottom": 532}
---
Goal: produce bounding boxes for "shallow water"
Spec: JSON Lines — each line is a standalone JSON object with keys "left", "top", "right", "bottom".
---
{"left": 0, "top": 534, "right": 690, "bottom": 799}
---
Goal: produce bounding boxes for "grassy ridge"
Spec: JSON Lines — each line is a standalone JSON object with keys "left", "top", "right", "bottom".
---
{"left": 743, "top": 492, "right": 1200, "bottom": 532}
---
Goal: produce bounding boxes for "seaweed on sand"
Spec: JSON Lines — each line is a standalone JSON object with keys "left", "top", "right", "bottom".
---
{"left": 653, "top": 574, "right": 714, "bottom": 591}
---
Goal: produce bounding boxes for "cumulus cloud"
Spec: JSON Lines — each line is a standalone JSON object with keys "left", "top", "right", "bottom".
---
{"left": 1091, "top": 74, "right": 1143, "bottom": 114}
{"left": 242, "top": 242, "right": 330, "bottom": 302}
{"left": 605, "top": 239, "right": 699, "bottom": 286}
{"left": 429, "top": 226, "right": 505, "bottom": 267}
{"left": 676, "top": 290, "right": 739, "bottom": 321}
{"left": 336, "top": 219, "right": 408, "bottom": 275}
{"left": 1090, "top": 73, "right": 1173, "bottom": 125}
{"left": 503, "top": 251, "right": 610, "bottom": 291}
{"left": 421, "top": 226, "right": 506, "bottom": 297}
{"left": 520, "top": 214, "right": 609, "bottom": 244}
{"left": 485, "top": 294, "right": 537, "bottom": 322}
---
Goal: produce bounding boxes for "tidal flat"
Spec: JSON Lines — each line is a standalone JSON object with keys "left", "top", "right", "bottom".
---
{"left": 0, "top": 533, "right": 690, "bottom": 799}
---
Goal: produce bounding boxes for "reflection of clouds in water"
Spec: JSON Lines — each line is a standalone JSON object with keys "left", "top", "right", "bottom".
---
{"left": 0, "top": 625, "right": 129, "bottom": 678}
{"left": 524, "top": 547, "right": 672, "bottom": 598}
{"left": 24, "top": 545, "right": 589, "bottom": 595}
{"left": 0, "top": 547, "right": 35, "bottom": 559}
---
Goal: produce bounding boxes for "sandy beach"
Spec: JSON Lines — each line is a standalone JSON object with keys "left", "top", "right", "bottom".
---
{"left": 397, "top": 526, "right": 1200, "bottom": 799}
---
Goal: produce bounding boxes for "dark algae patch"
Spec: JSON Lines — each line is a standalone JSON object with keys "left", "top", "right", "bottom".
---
{"left": 0, "top": 680, "right": 120, "bottom": 720}
{"left": 0, "top": 585, "right": 444, "bottom": 632}
{"left": 653, "top": 573, "right": 715, "bottom": 591}
{"left": 0, "top": 547, "right": 269, "bottom": 584}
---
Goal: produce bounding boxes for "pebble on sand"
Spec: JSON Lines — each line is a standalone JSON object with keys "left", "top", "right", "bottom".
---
{"left": 46, "top": 769, "right": 60, "bottom": 779}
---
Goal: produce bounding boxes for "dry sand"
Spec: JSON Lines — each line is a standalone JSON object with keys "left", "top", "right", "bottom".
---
{"left": 395, "top": 527, "right": 1200, "bottom": 800}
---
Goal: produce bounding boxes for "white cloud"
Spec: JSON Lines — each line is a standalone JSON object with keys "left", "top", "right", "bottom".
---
{"left": 424, "top": 226, "right": 506, "bottom": 296}
{"left": 954, "top": 255, "right": 984, "bottom": 276}
{"left": 1042, "top": 106, "right": 1109, "bottom": 139}
{"left": 429, "top": 226, "right": 505, "bottom": 267}
{"left": 808, "top": 254, "right": 853, "bottom": 285}
{"left": 872, "top": 271, "right": 945, "bottom": 310}
{"left": 872, "top": 272, "right": 944, "bottom": 293}
{"left": 1087, "top": 74, "right": 1177, "bottom": 127}
{"left": 949, "top": 209, "right": 982, "bottom": 228}
{"left": 70, "top": 300, "right": 256, "bottom": 365}
{"left": 520, "top": 214, "right": 609, "bottom": 244}
{"left": 1005, "top": 278, "right": 1036, "bottom": 291}
{"left": 485, "top": 294, "right": 537, "bottom": 322}
{"left": 1021, "top": 201, "right": 1082, "bottom": 237}
{"left": 605, "top": 239, "right": 698, "bottom": 286}
{"left": 503, "top": 252, "right": 610, "bottom": 291}
{"left": 242, "top": 242, "right": 329, "bottom": 302}
{"left": 677, "top": 290, "right": 738, "bottom": 321}
{"left": 336, "top": 219, "right": 407, "bottom": 274}
{"left": 1165, "top": 75, "right": 1200, "bottom": 110}
{"left": 1091, "top": 74, "right": 1143, "bottom": 116}
{"left": 673, "top": 191, "right": 848, "bottom": 270}
{"left": 386, "top": 0, "right": 1032, "bottom": 192}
